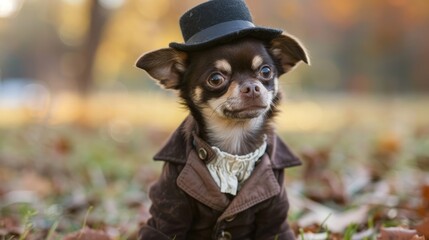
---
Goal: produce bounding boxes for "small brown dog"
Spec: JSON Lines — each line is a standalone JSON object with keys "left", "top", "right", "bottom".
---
{"left": 136, "top": 1, "right": 309, "bottom": 239}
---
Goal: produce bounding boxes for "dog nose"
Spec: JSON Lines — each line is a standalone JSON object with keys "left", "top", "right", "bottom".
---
{"left": 240, "top": 82, "right": 261, "bottom": 98}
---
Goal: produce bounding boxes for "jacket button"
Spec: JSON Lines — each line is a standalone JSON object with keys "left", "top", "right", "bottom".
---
{"left": 225, "top": 214, "right": 236, "bottom": 222}
{"left": 218, "top": 231, "right": 232, "bottom": 240}
{"left": 198, "top": 148, "right": 208, "bottom": 160}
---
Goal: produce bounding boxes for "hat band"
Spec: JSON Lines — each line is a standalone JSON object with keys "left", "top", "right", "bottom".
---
{"left": 186, "top": 20, "right": 255, "bottom": 44}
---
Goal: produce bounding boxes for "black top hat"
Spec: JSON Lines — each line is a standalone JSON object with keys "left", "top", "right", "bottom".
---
{"left": 169, "top": 0, "right": 283, "bottom": 52}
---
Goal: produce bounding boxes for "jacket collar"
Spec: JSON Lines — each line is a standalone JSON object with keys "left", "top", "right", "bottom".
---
{"left": 153, "top": 115, "right": 301, "bottom": 169}
{"left": 177, "top": 151, "right": 281, "bottom": 221}
{"left": 154, "top": 115, "right": 301, "bottom": 219}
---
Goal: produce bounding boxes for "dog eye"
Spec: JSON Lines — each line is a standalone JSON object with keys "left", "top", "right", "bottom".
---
{"left": 207, "top": 73, "right": 225, "bottom": 88}
{"left": 259, "top": 66, "right": 273, "bottom": 79}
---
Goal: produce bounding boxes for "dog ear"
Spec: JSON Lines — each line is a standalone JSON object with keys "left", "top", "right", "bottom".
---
{"left": 136, "top": 48, "right": 187, "bottom": 89}
{"left": 269, "top": 34, "right": 310, "bottom": 75}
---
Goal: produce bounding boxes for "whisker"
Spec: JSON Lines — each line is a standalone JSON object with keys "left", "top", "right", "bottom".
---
{"left": 209, "top": 101, "right": 225, "bottom": 118}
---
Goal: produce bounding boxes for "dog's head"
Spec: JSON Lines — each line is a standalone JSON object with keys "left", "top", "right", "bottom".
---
{"left": 137, "top": 34, "right": 308, "bottom": 118}
{"left": 137, "top": 34, "right": 308, "bottom": 152}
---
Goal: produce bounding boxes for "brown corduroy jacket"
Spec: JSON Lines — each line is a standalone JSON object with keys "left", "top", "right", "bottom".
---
{"left": 139, "top": 116, "right": 301, "bottom": 240}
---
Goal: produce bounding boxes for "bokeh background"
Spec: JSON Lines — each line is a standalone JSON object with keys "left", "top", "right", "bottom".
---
{"left": 1, "top": 0, "right": 429, "bottom": 239}
{"left": 1, "top": 0, "right": 429, "bottom": 129}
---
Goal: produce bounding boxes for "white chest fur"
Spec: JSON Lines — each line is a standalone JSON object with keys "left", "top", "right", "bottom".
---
{"left": 204, "top": 113, "right": 264, "bottom": 155}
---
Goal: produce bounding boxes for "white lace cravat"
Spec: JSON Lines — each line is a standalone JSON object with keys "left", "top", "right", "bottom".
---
{"left": 206, "top": 136, "right": 267, "bottom": 195}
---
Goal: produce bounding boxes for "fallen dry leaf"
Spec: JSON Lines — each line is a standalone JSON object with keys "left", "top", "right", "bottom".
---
{"left": 371, "top": 132, "right": 402, "bottom": 180}
{"left": 295, "top": 196, "right": 369, "bottom": 233}
{"left": 300, "top": 148, "right": 347, "bottom": 204}
{"left": 0, "top": 217, "right": 22, "bottom": 238}
{"left": 416, "top": 155, "right": 429, "bottom": 172}
{"left": 410, "top": 235, "right": 425, "bottom": 240}
{"left": 419, "top": 185, "right": 429, "bottom": 217}
{"left": 415, "top": 218, "right": 429, "bottom": 238}
{"left": 376, "top": 132, "right": 402, "bottom": 155}
{"left": 52, "top": 136, "right": 73, "bottom": 155}
{"left": 17, "top": 171, "right": 54, "bottom": 197}
{"left": 379, "top": 227, "right": 419, "bottom": 240}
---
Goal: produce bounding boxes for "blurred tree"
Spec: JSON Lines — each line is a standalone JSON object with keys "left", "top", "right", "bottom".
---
{"left": 77, "top": 0, "right": 111, "bottom": 93}
{"left": 0, "top": 0, "right": 112, "bottom": 94}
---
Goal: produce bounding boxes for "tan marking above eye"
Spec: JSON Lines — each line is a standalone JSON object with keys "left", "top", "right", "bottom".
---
{"left": 252, "top": 55, "right": 264, "bottom": 70}
{"left": 214, "top": 59, "right": 232, "bottom": 73}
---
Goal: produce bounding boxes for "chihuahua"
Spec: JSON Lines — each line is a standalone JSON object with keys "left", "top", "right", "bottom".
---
{"left": 136, "top": 1, "right": 309, "bottom": 239}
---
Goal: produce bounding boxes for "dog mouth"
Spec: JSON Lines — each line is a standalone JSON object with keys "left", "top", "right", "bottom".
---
{"left": 223, "top": 105, "right": 268, "bottom": 119}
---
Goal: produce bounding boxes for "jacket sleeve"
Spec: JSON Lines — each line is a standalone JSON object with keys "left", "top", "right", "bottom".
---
{"left": 253, "top": 170, "right": 296, "bottom": 240}
{"left": 139, "top": 162, "right": 193, "bottom": 240}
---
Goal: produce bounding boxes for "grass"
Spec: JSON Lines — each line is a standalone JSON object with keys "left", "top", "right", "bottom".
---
{"left": 343, "top": 224, "right": 358, "bottom": 240}
{"left": 1, "top": 93, "right": 429, "bottom": 239}
{"left": 318, "top": 213, "right": 332, "bottom": 233}
{"left": 18, "top": 209, "right": 37, "bottom": 240}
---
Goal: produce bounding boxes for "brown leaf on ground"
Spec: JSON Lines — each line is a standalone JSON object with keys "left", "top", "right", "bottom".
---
{"left": 415, "top": 218, "right": 429, "bottom": 238}
{"left": 300, "top": 148, "right": 347, "bottom": 204}
{"left": 376, "top": 132, "right": 402, "bottom": 155}
{"left": 418, "top": 185, "right": 429, "bottom": 217}
{"left": 378, "top": 227, "right": 419, "bottom": 240}
{"left": 416, "top": 155, "right": 429, "bottom": 171}
{"left": 63, "top": 227, "right": 112, "bottom": 240}
{"left": 52, "top": 136, "right": 73, "bottom": 155}
{"left": 371, "top": 132, "right": 402, "bottom": 180}
{"left": 17, "top": 171, "right": 54, "bottom": 197}
{"left": 296, "top": 200, "right": 369, "bottom": 233}
{"left": 410, "top": 235, "right": 426, "bottom": 240}
{"left": 0, "top": 217, "right": 21, "bottom": 238}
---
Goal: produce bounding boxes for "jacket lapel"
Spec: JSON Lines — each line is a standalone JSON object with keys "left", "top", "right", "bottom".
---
{"left": 177, "top": 151, "right": 230, "bottom": 212}
{"left": 217, "top": 154, "right": 280, "bottom": 221}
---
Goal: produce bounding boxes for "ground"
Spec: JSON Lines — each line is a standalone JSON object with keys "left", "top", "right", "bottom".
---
{"left": 0, "top": 93, "right": 428, "bottom": 239}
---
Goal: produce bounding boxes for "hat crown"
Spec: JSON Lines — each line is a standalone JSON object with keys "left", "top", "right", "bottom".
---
{"left": 179, "top": 0, "right": 253, "bottom": 42}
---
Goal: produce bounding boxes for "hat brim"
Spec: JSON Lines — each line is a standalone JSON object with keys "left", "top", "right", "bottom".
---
{"left": 169, "top": 27, "right": 282, "bottom": 52}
